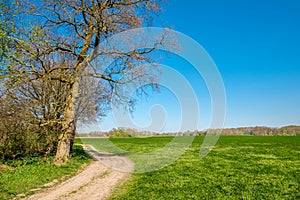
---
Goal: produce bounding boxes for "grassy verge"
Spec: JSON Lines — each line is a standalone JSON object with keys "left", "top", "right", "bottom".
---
{"left": 0, "top": 144, "right": 92, "bottom": 199}
{"left": 80, "top": 136, "right": 300, "bottom": 199}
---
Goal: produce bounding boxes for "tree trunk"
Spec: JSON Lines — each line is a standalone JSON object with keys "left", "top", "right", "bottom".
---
{"left": 54, "top": 25, "right": 93, "bottom": 165}
{"left": 54, "top": 78, "right": 79, "bottom": 165}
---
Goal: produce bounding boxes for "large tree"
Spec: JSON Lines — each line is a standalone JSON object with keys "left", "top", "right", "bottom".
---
{"left": 4, "top": 0, "right": 171, "bottom": 164}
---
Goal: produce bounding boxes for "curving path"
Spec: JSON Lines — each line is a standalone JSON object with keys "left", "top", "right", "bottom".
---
{"left": 23, "top": 145, "right": 134, "bottom": 200}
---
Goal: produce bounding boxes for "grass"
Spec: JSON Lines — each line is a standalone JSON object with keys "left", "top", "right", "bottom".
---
{"left": 80, "top": 136, "right": 300, "bottom": 199}
{"left": 81, "top": 136, "right": 174, "bottom": 154}
{"left": 0, "top": 145, "right": 92, "bottom": 199}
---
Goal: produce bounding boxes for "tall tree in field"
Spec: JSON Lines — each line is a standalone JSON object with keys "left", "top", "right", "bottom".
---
{"left": 7, "top": 0, "right": 170, "bottom": 165}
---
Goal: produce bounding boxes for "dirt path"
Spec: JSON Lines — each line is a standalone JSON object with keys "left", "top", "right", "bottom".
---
{"left": 23, "top": 145, "right": 134, "bottom": 200}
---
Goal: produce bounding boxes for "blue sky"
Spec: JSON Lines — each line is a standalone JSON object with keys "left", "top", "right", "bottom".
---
{"left": 79, "top": 0, "right": 300, "bottom": 132}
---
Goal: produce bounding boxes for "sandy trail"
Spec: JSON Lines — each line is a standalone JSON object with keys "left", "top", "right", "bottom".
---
{"left": 23, "top": 145, "right": 134, "bottom": 200}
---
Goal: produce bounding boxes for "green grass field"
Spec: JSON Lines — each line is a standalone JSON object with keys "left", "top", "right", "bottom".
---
{"left": 80, "top": 136, "right": 300, "bottom": 199}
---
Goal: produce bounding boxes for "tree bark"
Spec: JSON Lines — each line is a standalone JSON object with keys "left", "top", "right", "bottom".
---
{"left": 54, "top": 78, "right": 79, "bottom": 165}
{"left": 53, "top": 22, "right": 94, "bottom": 165}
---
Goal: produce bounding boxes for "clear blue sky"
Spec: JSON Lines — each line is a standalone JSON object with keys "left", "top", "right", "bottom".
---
{"left": 79, "top": 0, "right": 300, "bottom": 132}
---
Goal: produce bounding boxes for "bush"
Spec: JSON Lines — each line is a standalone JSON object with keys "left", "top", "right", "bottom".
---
{"left": 0, "top": 97, "right": 60, "bottom": 160}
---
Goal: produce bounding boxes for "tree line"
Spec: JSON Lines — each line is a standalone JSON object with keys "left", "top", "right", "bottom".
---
{"left": 80, "top": 126, "right": 300, "bottom": 138}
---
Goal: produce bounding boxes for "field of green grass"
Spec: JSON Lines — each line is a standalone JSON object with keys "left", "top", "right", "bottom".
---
{"left": 80, "top": 136, "right": 300, "bottom": 199}
{"left": 0, "top": 145, "right": 91, "bottom": 199}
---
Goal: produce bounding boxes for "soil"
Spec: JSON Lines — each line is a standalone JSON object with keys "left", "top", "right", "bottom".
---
{"left": 23, "top": 145, "right": 134, "bottom": 200}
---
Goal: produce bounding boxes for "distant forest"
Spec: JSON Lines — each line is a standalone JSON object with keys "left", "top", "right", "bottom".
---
{"left": 79, "top": 125, "right": 300, "bottom": 138}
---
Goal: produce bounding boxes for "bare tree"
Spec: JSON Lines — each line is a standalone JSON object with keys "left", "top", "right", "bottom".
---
{"left": 4, "top": 0, "right": 172, "bottom": 164}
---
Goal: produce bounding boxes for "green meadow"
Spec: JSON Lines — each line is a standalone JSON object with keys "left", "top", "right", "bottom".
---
{"left": 80, "top": 136, "right": 300, "bottom": 199}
